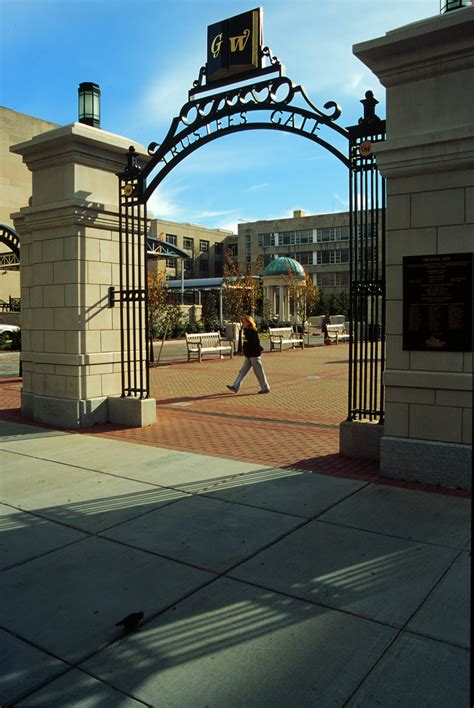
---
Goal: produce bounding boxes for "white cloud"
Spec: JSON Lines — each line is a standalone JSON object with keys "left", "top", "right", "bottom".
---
{"left": 264, "top": 0, "right": 438, "bottom": 106}
{"left": 333, "top": 191, "right": 373, "bottom": 211}
{"left": 147, "top": 182, "right": 189, "bottom": 220}
{"left": 215, "top": 219, "right": 238, "bottom": 234}
{"left": 334, "top": 193, "right": 349, "bottom": 209}
{"left": 197, "top": 209, "right": 239, "bottom": 219}
{"left": 247, "top": 182, "right": 270, "bottom": 192}
{"left": 141, "top": 54, "right": 203, "bottom": 129}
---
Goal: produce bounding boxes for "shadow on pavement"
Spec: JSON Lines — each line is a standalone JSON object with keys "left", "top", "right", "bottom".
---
{"left": 1, "top": 470, "right": 469, "bottom": 706}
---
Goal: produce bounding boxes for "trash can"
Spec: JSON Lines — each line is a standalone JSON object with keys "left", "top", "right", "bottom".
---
{"left": 225, "top": 322, "right": 241, "bottom": 352}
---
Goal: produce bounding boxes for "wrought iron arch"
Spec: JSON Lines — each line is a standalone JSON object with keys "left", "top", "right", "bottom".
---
{"left": 0, "top": 224, "right": 20, "bottom": 258}
{"left": 140, "top": 74, "right": 350, "bottom": 203}
{"left": 115, "top": 50, "right": 386, "bottom": 425}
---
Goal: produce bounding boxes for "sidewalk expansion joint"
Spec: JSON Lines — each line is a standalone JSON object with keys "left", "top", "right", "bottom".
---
{"left": 316, "top": 517, "right": 470, "bottom": 551}
{"left": 341, "top": 545, "right": 470, "bottom": 706}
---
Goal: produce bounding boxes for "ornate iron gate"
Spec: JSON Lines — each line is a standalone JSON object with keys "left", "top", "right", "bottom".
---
{"left": 114, "top": 51, "right": 386, "bottom": 425}
{"left": 112, "top": 148, "right": 149, "bottom": 399}
{"left": 347, "top": 92, "right": 386, "bottom": 423}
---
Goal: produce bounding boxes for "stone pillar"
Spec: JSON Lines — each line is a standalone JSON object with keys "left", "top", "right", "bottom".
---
{"left": 278, "top": 285, "right": 286, "bottom": 322}
{"left": 354, "top": 7, "right": 473, "bottom": 488}
{"left": 11, "top": 122, "right": 156, "bottom": 428}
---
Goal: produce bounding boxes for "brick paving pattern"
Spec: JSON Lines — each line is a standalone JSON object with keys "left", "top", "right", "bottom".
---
{"left": 0, "top": 345, "right": 469, "bottom": 498}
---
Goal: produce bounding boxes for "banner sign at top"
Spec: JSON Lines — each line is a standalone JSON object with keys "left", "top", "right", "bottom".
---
{"left": 207, "top": 8, "right": 263, "bottom": 85}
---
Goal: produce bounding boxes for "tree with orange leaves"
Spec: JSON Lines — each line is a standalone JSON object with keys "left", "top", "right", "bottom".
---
{"left": 147, "top": 268, "right": 169, "bottom": 362}
{"left": 222, "top": 249, "right": 262, "bottom": 323}
{"left": 284, "top": 268, "right": 319, "bottom": 335}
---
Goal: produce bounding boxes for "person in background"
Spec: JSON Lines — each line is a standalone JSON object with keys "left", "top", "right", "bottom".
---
{"left": 321, "top": 313, "right": 332, "bottom": 344}
{"left": 227, "top": 315, "right": 270, "bottom": 394}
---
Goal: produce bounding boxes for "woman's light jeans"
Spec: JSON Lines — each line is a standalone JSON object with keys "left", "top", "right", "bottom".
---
{"left": 232, "top": 356, "right": 270, "bottom": 392}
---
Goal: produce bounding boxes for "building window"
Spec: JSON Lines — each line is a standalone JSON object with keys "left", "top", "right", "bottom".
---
{"left": 258, "top": 233, "right": 275, "bottom": 247}
{"left": 200, "top": 240, "right": 209, "bottom": 252}
{"left": 165, "top": 258, "right": 176, "bottom": 268}
{"left": 316, "top": 251, "right": 331, "bottom": 265}
{"left": 317, "top": 271, "right": 350, "bottom": 288}
{"left": 183, "top": 237, "right": 194, "bottom": 252}
{"left": 316, "top": 226, "right": 350, "bottom": 243}
{"left": 317, "top": 227, "right": 335, "bottom": 242}
{"left": 284, "top": 251, "right": 309, "bottom": 266}
{"left": 215, "top": 242, "right": 224, "bottom": 255}
{"left": 227, "top": 243, "right": 238, "bottom": 257}
{"left": 357, "top": 223, "right": 376, "bottom": 239}
{"left": 337, "top": 226, "right": 350, "bottom": 241}
{"left": 245, "top": 234, "right": 251, "bottom": 251}
{"left": 331, "top": 249, "right": 349, "bottom": 264}
{"left": 335, "top": 271, "right": 349, "bottom": 286}
{"left": 166, "top": 234, "right": 177, "bottom": 245}
{"left": 292, "top": 250, "right": 313, "bottom": 266}
{"left": 318, "top": 273, "right": 334, "bottom": 288}
{"left": 278, "top": 229, "right": 313, "bottom": 246}
{"left": 357, "top": 246, "right": 374, "bottom": 262}
{"left": 316, "top": 249, "right": 349, "bottom": 264}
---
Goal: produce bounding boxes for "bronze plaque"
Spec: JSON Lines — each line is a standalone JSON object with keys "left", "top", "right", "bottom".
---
{"left": 403, "top": 253, "right": 472, "bottom": 351}
{"left": 359, "top": 141, "right": 371, "bottom": 157}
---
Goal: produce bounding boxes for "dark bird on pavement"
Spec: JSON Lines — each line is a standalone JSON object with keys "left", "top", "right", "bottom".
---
{"left": 115, "top": 611, "right": 144, "bottom": 631}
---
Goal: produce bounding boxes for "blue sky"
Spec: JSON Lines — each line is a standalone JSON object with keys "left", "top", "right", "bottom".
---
{"left": 1, "top": 0, "right": 439, "bottom": 233}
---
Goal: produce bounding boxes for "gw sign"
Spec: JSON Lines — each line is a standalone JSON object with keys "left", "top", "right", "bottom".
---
{"left": 207, "top": 8, "right": 263, "bottom": 84}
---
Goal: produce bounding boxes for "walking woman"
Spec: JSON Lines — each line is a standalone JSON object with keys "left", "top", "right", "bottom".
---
{"left": 227, "top": 315, "right": 270, "bottom": 394}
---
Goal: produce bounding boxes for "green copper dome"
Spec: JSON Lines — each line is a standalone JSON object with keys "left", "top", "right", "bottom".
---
{"left": 263, "top": 256, "right": 305, "bottom": 277}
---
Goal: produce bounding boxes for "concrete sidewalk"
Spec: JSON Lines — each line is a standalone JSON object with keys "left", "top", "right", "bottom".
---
{"left": 1, "top": 419, "right": 470, "bottom": 707}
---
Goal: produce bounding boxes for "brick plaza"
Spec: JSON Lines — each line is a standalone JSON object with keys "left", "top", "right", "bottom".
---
{"left": 0, "top": 343, "right": 468, "bottom": 498}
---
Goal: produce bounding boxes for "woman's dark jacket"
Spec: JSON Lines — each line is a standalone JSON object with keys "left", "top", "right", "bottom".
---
{"left": 242, "top": 327, "right": 263, "bottom": 358}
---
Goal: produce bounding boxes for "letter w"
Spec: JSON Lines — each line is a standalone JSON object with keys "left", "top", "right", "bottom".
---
{"left": 229, "top": 28, "right": 250, "bottom": 53}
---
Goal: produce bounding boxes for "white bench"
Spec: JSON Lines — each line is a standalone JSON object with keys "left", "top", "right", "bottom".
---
{"left": 326, "top": 323, "right": 350, "bottom": 343}
{"left": 269, "top": 327, "right": 304, "bottom": 352}
{"left": 185, "top": 332, "right": 233, "bottom": 363}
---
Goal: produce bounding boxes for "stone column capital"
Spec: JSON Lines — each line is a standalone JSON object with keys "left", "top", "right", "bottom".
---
{"left": 10, "top": 122, "right": 150, "bottom": 175}
{"left": 354, "top": 8, "right": 474, "bottom": 88}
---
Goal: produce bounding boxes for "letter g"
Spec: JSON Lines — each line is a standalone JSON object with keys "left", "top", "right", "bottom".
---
{"left": 211, "top": 33, "right": 223, "bottom": 59}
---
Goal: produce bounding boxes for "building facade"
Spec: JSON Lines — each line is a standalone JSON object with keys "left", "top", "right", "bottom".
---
{"left": 0, "top": 107, "right": 58, "bottom": 305}
{"left": 148, "top": 219, "right": 232, "bottom": 280}
{"left": 234, "top": 210, "right": 352, "bottom": 294}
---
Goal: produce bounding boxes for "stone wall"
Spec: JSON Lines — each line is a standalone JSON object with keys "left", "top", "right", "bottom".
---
{"left": 354, "top": 7, "right": 473, "bottom": 488}
{"left": 0, "top": 107, "right": 58, "bottom": 302}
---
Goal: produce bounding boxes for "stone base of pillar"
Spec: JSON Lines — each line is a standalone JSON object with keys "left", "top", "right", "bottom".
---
{"left": 339, "top": 420, "right": 384, "bottom": 462}
{"left": 380, "top": 436, "right": 471, "bottom": 491}
{"left": 21, "top": 392, "right": 108, "bottom": 428}
{"left": 20, "top": 392, "right": 157, "bottom": 429}
{"left": 107, "top": 396, "right": 157, "bottom": 427}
